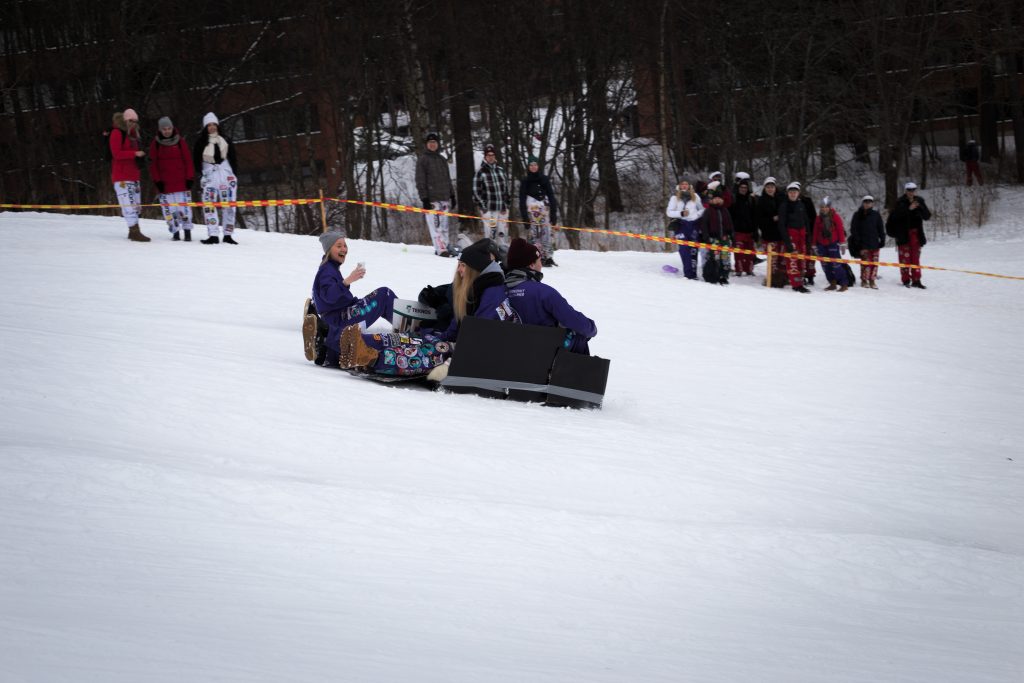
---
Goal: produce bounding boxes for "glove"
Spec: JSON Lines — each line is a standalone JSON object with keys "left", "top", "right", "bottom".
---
{"left": 421, "top": 198, "right": 431, "bottom": 210}
{"left": 186, "top": 179, "right": 193, "bottom": 190}
{"left": 154, "top": 181, "right": 165, "bottom": 193}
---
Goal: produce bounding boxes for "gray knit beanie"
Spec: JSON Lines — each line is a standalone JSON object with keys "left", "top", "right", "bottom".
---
{"left": 319, "top": 230, "right": 346, "bottom": 253}
{"left": 157, "top": 116, "right": 173, "bottom": 129}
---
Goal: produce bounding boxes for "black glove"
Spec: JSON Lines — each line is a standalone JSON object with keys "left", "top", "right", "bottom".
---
{"left": 450, "top": 194, "right": 457, "bottom": 210}
{"left": 186, "top": 179, "right": 193, "bottom": 190}
{"left": 154, "top": 181, "right": 165, "bottom": 194}
{"left": 421, "top": 197, "right": 431, "bottom": 210}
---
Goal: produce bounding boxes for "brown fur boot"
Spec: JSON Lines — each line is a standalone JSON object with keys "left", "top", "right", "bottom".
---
{"left": 338, "top": 324, "right": 378, "bottom": 369}
{"left": 128, "top": 224, "right": 151, "bottom": 242}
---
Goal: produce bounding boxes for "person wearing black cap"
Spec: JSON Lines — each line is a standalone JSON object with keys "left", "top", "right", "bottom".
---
{"left": 473, "top": 144, "right": 511, "bottom": 248}
{"left": 415, "top": 132, "right": 456, "bottom": 256}
{"left": 491, "top": 238, "right": 597, "bottom": 355}
{"left": 777, "top": 182, "right": 812, "bottom": 292}
{"left": 335, "top": 239, "right": 504, "bottom": 377}
{"left": 308, "top": 230, "right": 397, "bottom": 367}
{"left": 886, "top": 181, "right": 930, "bottom": 289}
{"left": 519, "top": 154, "right": 560, "bottom": 266}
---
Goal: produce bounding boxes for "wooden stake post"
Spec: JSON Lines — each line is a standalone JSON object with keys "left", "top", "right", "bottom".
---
{"left": 765, "top": 244, "right": 773, "bottom": 287}
{"left": 319, "top": 189, "right": 328, "bottom": 233}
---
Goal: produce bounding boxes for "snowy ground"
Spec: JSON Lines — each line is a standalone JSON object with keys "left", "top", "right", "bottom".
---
{"left": 1, "top": 201, "right": 1023, "bottom": 682}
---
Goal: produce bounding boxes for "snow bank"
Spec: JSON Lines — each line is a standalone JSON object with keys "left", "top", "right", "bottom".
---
{"left": 1, "top": 204, "right": 1022, "bottom": 682}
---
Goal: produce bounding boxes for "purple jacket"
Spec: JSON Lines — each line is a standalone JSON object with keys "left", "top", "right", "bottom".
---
{"left": 503, "top": 269, "right": 597, "bottom": 339}
{"left": 311, "top": 258, "right": 357, "bottom": 351}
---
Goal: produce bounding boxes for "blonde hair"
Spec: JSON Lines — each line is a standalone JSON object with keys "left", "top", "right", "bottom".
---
{"left": 675, "top": 182, "right": 696, "bottom": 204}
{"left": 452, "top": 263, "right": 482, "bottom": 322}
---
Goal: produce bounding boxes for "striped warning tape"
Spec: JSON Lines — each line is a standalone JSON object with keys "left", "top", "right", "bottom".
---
{"left": 3, "top": 196, "right": 1022, "bottom": 281}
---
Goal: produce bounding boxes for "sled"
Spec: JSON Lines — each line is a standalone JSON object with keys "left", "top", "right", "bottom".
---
{"left": 662, "top": 264, "right": 680, "bottom": 274}
{"left": 343, "top": 368, "right": 433, "bottom": 385}
{"left": 441, "top": 316, "right": 610, "bottom": 409}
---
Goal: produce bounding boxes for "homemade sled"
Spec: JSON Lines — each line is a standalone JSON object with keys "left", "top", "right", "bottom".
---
{"left": 441, "top": 316, "right": 610, "bottom": 409}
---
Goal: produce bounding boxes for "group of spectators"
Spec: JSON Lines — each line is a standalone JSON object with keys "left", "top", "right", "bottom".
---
{"left": 666, "top": 171, "right": 932, "bottom": 292}
{"left": 106, "top": 107, "right": 239, "bottom": 244}
{"left": 415, "top": 133, "right": 560, "bottom": 267}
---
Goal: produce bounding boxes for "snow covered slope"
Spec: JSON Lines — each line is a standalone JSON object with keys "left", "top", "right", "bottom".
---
{"left": 1, "top": 206, "right": 1022, "bottom": 682}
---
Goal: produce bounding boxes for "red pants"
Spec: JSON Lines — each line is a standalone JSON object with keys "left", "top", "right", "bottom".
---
{"left": 966, "top": 161, "right": 983, "bottom": 186}
{"left": 898, "top": 232, "right": 922, "bottom": 284}
{"left": 766, "top": 240, "right": 786, "bottom": 285}
{"left": 733, "top": 232, "right": 755, "bottom": 274}
{"left": 786, "top": 228, "right": 807, "bottom": 289}
{"left": 859, "top": 249, "right": 880, "bottom": 282}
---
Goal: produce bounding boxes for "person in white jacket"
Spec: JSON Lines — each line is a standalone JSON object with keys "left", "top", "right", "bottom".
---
{"left": 192, "top": 112, "right": 240, "bottom": 244}
{"left": 666, "top": 179, "right": 705, "bottom": 279}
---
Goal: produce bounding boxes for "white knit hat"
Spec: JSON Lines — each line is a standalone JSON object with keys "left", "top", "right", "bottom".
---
{"left": 202, "top": 112, "right": 220, "bottom": 127}
{"left": 707, "top": 180, "right": 721, "bottom": 191}
{"left": 862, "top": 194, "right": 875, "bottom": 202}
{"left": 904, "top": 181, "right": 918, "bottom": 191}
{"left": 734, "top": 171, "right": 750, "bottom": 180}
{"left": 786, "top": 181, "right": 801, "bottom": 191}
{"left": 763, "top": 176, "right": 777, "bottom": 186}
{"left": 820, "top": 196, "right": 831, "bottom": 207}
{"left": 709, "top": 170, "right": 723, "bottom": 181}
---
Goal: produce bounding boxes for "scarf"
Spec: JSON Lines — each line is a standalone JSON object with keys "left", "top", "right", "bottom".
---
{"left": 821, "top": 212, "right": 834, "bottom": 241}
{"left": 157, "top": 130, "right": 181, "bottom": 147}
{"left": 203, "top": 133, "right": 229, "bottom": 164}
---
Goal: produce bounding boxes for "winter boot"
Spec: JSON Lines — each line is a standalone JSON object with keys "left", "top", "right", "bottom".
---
{"left": 172, "top": 230, "right": 181, "bottom": 241}
{"left": 338, "top": 324, "right": 379, "bottom": 369}
{"left": 127, "top": 224, "right": 151, "bottom": 242}
{"left": 223, "top": 235, "right": 238, "bottom": 245}
{"left": 302, "top": 298, "right": 319, "bottom": 362}
{"left": 201, "top": 235, "right": 219, "bottom": 245}
{"left": 183, "top": 230, "right": 192, "bottom": 242}
{"left": 794, "top": 286, "right": 811, "bottom": 293}
{"left": 869, "top": 281, "right": 878, "bottom": 289}
{"left": 838, "top": 284, "right": 848, "bottom": 292}
{"left": 426, "top": 358, "right": 451, "bottom": 382}
{"left": 911, "top": 281, "right": 927, "bottom": 289}
{"left": 825, "top": 282, "right": 837, "bottom": 291}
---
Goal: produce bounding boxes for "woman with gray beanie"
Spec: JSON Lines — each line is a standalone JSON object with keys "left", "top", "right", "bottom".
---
{"left": 305, "top": 231, "right": 397, "bottom": 367}
{"left": 148, "top": 116, "right": 195, "bottom": 240}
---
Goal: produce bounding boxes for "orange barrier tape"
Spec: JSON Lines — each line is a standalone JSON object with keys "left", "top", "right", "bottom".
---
{"left": 3, "top": 196, "right": 1022, "bottom": 281}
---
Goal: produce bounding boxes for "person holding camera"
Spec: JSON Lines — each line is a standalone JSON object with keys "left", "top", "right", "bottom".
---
{"left": 886, "top": 181, "right": 931, "bottom": 289}
{"left": 109, "top": 108, "right": 150, "bottom": 242}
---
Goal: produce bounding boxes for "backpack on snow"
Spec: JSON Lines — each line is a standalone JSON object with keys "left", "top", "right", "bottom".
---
{"left": 702, "top": 254, "right": 723, "bottom": 283}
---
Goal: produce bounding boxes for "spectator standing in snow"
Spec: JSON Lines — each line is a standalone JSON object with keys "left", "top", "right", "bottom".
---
{"left": 700, "top": 180, "right": 734, "bottom": 285}
{"left": 311, "top": 231, "right": 398, "bottom": 368}
{"left": 756, "top": 177, "right": 785, "bottom": 287}
{"left": 192, "top": 112, "right": 239, "bottom": 245}
{"left": 704, "top": 171, "right": 733, "bottom": 208}
{"left": 963, "top": 139, "right": 983, "bottom": 187}
{"left": 777, "top": 182, "right": 813, "bottom": 293}
{"left": 886, "top": 181, "right": 931, "bottom": 289}
{"left": 729, "top": 177, "right": 758, "bottom": 276}
{"left": 148, "top": 116, "right": 194, "bottom": 241}
{"left": 497, "top": 238, "right": 597, "bottom": 355}
{"left": 473, "top": 144, "right": 512, "bottom": 248}
{"left": 732, "top": 171, "right": 751, "bottom": 197}
{"left": 812, "top": 197, "right": 849, "bottom": 292}
{"left": 665, "top": 178, "right": 704, "bottom": 280}
{"left": 849, "top": 195, "right": 886, "bottom": 289}
{"left": 519, "top": 155, "right": 560, "bottom": 267}
{"left": 415, "top": 132, "right": 456, "bottom": 257}
{"left": 109, "top": 108, "right": 150, "bottom": 242}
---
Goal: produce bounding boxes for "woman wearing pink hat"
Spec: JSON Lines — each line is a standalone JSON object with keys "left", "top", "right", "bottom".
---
{"left": 108, "top": 108, "right": 150, "bottom": 242}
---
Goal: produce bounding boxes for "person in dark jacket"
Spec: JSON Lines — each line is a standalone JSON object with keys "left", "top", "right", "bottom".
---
{"left": 777, "top": 182, "right": 813, "bottom": 292}
{"left": 849, "top": 195, "right": 886, "bottom": 288}
{"left": 811, "top": 197, "right": 849, "bottom": 291}
{"left": 149, "top": 116, "right": 194, "bottom": 241}
{"left": 886, "top": 181, "right": 931, "bottom": 289}
{"left": 336, "top": 239, "right": 503, "bottom": 378}
{"left": 700, "top": 181, "right": 734, "bottom": 284}
{"left": 963, "top": 139, "right": 983, "bottom": 187}
{"left": 704, "top": 171, "right": 734, "bottom": 208}
{"left": 109, "top": 108, "right": 150, "bottom": 242}
{"left": 729, "top": 178, "right": 758, "bottom": 276}
{"left": 311, "top": 231, "right": 397, "bottom": 367}
{"left": 756, "top": 177, "right": 785, "bottom": 287}
{"left": 192, "top": 112, "right": 239, "bottom": 244}
{"left": 415, "top": 132, "right": 456, "bottom": 256}
{"left": 490, "top": 238, "right": 597, "bottom": 355}
{"left": 519, "top": 155, "right": 560, "bottom": 267}
{"left": 473, "top": 144, "right": 511, "bottom": 247}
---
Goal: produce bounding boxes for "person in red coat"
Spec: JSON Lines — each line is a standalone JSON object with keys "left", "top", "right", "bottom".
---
{"left": 812, "top": 197, "right": 849, "bottom": 291}
{"left": 149, "top": 116, "right": 195, "bottom": 241}
{"left": 109, "top": 108, "right": 150, "bottom": 242}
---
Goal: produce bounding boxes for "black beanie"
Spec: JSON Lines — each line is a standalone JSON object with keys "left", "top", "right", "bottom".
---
{"left": 507, "top": 238, "right": 541, "bottom": 270}
{"left": 459, "top": 239, "right": 494, "bottom": 272}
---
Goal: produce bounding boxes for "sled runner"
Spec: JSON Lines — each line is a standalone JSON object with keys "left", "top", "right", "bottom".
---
{"left": 441, "top": 316, "right": 610, "bottom": 409}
